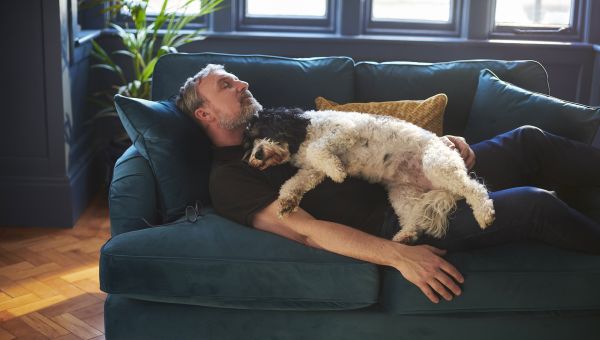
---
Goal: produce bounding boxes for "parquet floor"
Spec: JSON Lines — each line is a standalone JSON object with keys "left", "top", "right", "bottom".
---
{"left": 0, "top": 192, "right": 110, "bottom": 339}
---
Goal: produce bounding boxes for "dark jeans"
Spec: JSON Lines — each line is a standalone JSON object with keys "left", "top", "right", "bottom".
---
{"left": 381, "top": 126, "right": 600, "bottom": 254}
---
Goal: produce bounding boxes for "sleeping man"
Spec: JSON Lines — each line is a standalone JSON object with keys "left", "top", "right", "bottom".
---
{"left": 175, "top": 64, "right": 600, "bottom": 304}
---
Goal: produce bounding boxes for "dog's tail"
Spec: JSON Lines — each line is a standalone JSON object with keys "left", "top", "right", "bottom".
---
{"left": 415, "top": 190, "right": 458, "bottom": 238}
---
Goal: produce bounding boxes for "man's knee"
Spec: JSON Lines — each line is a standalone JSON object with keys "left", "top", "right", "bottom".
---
{"left": 514, "top": 125, "right": 545, "bottom": 141}
{"left": 505, "top": 186, "right": 560, "bottom": 210}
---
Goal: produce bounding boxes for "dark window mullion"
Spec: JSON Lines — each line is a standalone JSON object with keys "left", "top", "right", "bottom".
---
{"left": 461, "top": 0, "right": 494, "bottom": 39}
{"left": 338, "top": 0, "right": 362, "bottom": 36}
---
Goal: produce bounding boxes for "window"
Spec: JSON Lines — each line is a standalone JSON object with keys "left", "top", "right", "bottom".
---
{"left": 118, "top": 0, "right": 208, "bottom": 28}
{"left": 146, "top": 0, "right": 202, "bottom": 16}
{"left": 246, "top": 0, "right": 327, "bottom": 18}
{"left": 492, "top": 0, "right": 581, "bottom": 40}
{"left": 371, "top": 0, "right": 452, "bottom": 23}
{"left": 364, "top": 0, "right": 462, "bottom": 37}
{"left": 237, "top": 0, "right": 334, "bottom": 32}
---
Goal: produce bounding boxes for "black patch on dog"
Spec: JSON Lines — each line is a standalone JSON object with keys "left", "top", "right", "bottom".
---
{"left": 383, "top": 153, "right": 391, "bottom": 162}
{"left": 244, "top": 107, "right": 310, "bottom": 155}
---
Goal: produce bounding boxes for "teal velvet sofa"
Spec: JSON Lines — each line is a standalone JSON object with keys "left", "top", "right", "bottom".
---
{"left": 101, "top": 53, "right": 600, "bottom": 340}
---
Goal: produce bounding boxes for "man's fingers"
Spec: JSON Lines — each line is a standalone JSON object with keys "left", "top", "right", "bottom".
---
{"left": 435, "top": 271, "right": 462, "bottom": 296}
{"left": 466, "top": 152, "right": 476, "bottom": 169}
{"left": 439, "top": 261, "right": 464, "bottom": 283}
{"left": 429, "top": 278, "right": 453, "bottom": 301}
{"left": 418, "top": 283, "right": 440, "bottom": 304}
{"left": 460, "top": 146, "right": 469, "bottom": 159}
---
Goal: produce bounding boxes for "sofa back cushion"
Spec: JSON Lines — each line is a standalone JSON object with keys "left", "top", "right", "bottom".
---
{"left": 152, "top": 53, "right": 355, "bottom": 109}
{"left": 354, "top": 60, "right": 549, "bottom": 136}
{"left": 464, "top": 69, "right": 600, "bottom": 144}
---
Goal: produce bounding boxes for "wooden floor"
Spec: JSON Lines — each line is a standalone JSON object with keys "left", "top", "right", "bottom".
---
{"left": 0, "top": 192, "right": 110, "bottom": 340}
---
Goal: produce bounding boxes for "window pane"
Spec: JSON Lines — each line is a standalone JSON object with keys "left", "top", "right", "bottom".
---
{"left": 495, "top": 0, "right": 573, "bottom": 27}
{"left": 246, "top": 0, "right": 327, "bottom": 18}
{"left": 371, "top": 0, "right": 452, "bottom": 23}
{"left": 146, "top": 0, "right": 201, "bottom": 15}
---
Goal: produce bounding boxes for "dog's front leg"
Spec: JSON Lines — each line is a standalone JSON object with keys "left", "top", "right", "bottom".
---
{"left": 278, "top": 168, "right": 326, "bottom": 217}
{"left": 306, "top": 140, "right": 348, "bottom": 183}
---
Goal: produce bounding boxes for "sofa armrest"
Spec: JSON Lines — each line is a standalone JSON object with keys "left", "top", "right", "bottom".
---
{"left": 109, "top": 145, "right": 160, "bottom": 236}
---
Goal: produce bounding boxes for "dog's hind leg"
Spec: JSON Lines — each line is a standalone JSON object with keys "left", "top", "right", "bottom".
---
{"left": 278, "top": 168, "right": 326, "bottom": 217}
{"left": 421, "top": 142, "right": 495, "bottom": 230}
{"left": 388, "top": 185, "right": 424, "bottom": 244}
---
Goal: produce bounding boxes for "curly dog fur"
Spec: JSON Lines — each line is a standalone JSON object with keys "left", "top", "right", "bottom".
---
{"left": 244, "top": 108, "right": 495, "bottom": 243}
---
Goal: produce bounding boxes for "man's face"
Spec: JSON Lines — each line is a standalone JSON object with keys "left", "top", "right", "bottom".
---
{"left": 196, "top": 70, "right": 262, "bottom": 130}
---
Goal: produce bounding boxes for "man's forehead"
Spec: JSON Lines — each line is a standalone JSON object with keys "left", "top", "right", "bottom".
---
{"left": 213, "top": 70, "right": 237, "bottom": 80}
{"left": 197, "top": 70, "right": 227, "bottom": 88}
{"left": 201, "top": 70, "right": 238, "bottom": 86}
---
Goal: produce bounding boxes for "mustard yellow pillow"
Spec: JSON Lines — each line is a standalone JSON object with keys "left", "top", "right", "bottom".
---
{"left": 315, "top": 93, "right": 447, "bottom": 136}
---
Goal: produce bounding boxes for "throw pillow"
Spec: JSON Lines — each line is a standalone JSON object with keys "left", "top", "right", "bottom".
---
{"left": 315, "top": 94, "right": 447, "bottom": 136}
{"left": 114, "top": 95, "right": 212, "bottom": 222}
{"left": 464, "top": 69, "right": 600, "bottom": 144}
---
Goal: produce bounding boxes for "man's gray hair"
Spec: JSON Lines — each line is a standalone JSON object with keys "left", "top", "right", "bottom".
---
{"left": 175, "top": 64, "right": 225, "bottom": 118}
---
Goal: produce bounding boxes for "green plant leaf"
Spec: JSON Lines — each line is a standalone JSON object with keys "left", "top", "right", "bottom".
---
{"left": 112, "top": 50, "right": 136, "bottom": 59}
{"left": 140, "top": 58, "right": 158, "bottom": 81}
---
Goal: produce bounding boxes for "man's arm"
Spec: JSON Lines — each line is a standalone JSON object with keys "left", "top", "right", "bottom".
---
{"left": 253, "top": 200, "right": 464, "bottom": 304}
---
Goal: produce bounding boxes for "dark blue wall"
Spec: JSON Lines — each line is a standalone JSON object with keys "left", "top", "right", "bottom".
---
{"left": 0, "top": 0, "right": 100, "bottom": 228}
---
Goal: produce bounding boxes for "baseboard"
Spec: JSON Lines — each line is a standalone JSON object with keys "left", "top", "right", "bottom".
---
{"left": 0, "top": 151, "right": 101, "bottom": 228}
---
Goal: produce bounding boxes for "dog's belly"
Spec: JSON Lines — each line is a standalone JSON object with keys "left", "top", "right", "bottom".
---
{"left": 344, "top": 150, "right": 433, "bottom": 190}
{"left": 386, "top": 155, "right": 433, "bottom": 190}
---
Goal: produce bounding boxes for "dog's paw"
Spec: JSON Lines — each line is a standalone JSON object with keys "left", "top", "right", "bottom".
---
{"left": 329, "top": 168, "right": 347, "bottom": 183}
{"left": 392, "top": 230, "right": 419, "bottom": 244}
{"left": 474, "top": 198, "right": 495, "bottom": 229}
{"left": 278, "top": 196, "right": 300, "bottom": 218}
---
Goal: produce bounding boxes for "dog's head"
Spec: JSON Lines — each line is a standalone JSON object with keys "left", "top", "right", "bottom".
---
{"left": 243, "top": 108, "right": 310, "bottom": 170}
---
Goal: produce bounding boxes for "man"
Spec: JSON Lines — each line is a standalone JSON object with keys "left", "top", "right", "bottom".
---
{"left": 175, "top": 64, "right": 600, "bottom": 304}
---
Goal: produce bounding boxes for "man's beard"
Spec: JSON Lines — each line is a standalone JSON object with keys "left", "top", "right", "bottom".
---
{"left": 218, "top": 91, "right": 263, "bottom": 130}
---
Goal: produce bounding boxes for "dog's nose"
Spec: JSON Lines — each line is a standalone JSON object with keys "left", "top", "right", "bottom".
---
{"left": 254, "top": 148, "right": 264, "bottom": 161}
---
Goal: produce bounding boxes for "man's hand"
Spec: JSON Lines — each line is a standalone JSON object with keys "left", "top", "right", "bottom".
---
{"left": 440, "top": 135, "right": 476, "bottom": 170}
{"left": 393, "top": 244, "right": 463, "bottom": 303}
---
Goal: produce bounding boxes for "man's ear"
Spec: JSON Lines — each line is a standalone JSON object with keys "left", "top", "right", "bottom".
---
{"left": 194, "top": 106, "right": 211, "bottom": 122}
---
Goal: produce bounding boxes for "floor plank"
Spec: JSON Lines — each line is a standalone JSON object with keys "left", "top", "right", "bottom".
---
{"left": 20, "top": 312, "right": 69, "bottom": 338}
{"left": 0, "top": 192, "right": 109, "bottom": 339}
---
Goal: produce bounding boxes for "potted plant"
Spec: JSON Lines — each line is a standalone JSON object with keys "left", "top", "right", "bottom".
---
{"left": 82, "top": 0, "right": 224, "bottom": 184}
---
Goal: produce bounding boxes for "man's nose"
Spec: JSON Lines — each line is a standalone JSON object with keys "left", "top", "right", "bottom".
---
{"left": 236, "top": 80, "right": 249, "bottom": 92}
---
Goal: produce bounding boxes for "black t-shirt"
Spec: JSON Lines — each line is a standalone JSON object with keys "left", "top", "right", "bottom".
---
{"left": 209, "top": 145, "right": 391, "bottom": 236}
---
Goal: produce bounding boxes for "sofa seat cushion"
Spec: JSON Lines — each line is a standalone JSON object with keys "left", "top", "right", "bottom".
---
{"left": 355, "top": 60, "right": 549, "bottom": 136}
{"left": 100, "top": 210, "right": 379, "bottom": 311}
{"left": 380, "top": 242, "right": 600, "bottom": 314}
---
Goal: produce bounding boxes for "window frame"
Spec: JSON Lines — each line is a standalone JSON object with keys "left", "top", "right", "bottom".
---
{"left": 489, "top": 0, "right": 584, "bottom": 42}
{"left": 236, "top": 0, "right": 336, "bottom": 33}
{"left": 363, "top": 0, "right": 463, "bottom": 37}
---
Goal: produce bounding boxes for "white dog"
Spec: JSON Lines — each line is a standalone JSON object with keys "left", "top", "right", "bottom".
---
{"left": 244, "top": 108, "right": 495, "bottom": 243}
